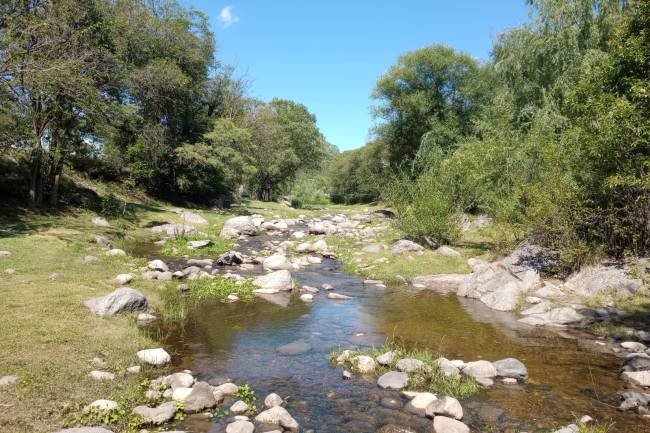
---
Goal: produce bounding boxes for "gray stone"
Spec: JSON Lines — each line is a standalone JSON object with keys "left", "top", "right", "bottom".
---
{"left": 85, "top": 287, "right": 148, "bottom": 317}
{"left": 164, "top": 372, "right": 194, "bottom": 390}
{"left": 86, "top": 399, "right": 119, "bottom": 412}
{"left": 114, "top": 273, "right": 134, "bottom": 285}
{"left": 132, "top": 401, "right": 177, "bottom": 424}
{"left": 461, "top": 360, "right": 497, "bottom": 378}
{"left": 137, "top": 348, "right": 171, "bottom": 366}
{"left": 221, "top": 216, "right": 257, "bottom": 238}
{"left": 187, "top": 239, "right": 211, "bottom": 249}
{"left": 376, "top": 351, "right": 397, "bottom": 366}
{"left": 84, "top": 255, "right": 99, "bottom": 264}
{"left": 92, "top": 217, "right": 110, "bottom": 227}
{"left": 436, "top": 358, "right": 460, "bottom": 377}
{"left": 214, "top": 382, "right": 239, "bottom": 395}
{"left": 404, "top": 392, "right": 437, "bottom": 417}
{"left": 180, "top": 211, "right": 207, "bottom": 224}
{"left": 492, "top": 358, "right": 528, "bottom": 381}
{"left": 148, "top": 259, "right": 169, "bottom": 272}
{"left": 183, "top": 381, "right": 216, "bottom": 412}
{"left": 433, "top": 416, "right": 470, "bottom": 433}
{"left": 105, "top": 248, "right": 126, "bottom": 257}
{"left": 411, "top": 274, "right": 465, "bottom": 293}
{"left": 520, "top": 301, "right": 551, "bottom": 315}
{"left": 230, "top": 400, "right": 250, "bottom": 414}
{"left": 264, "top": 392, "right": 283, "bottom": 408}
{"left": 396, "top": 358, "right": 426, "bottom": 373}
{"left": 89, "top": 370, "right": 115, "bottom": 381}
{"left": 622, "top": 370, "right": 650, "bottom": 387}
{"left": 426, "top": 396, "right": 463, "bottom": 420}
{"left": 518, "top": 307, "right": 583, "bottom": 326}
{"left": 479, "top": 283, "right": 522, "bottom": 311}
{"left": 435, "top": 246, "right": 461, "bottom": 257}
{"left": 565, "top": 264, "right": 643, "bottom": 298}
{"left": 623, "top": 354, "right": 650, "bottom": 372}
{"left": 263, "top": 254, "right": 294, "bottom": 271}
{"left": 552, "top": 424, "right": 579, "bottom": 433}
{"left": 392, "top": 240, "right": 424, "bottom": 254}
{"left": 254, "top": 270, "right": 293, "bottom": 292}
{"left": 621, "top": 341, "right": 647, "bottom": 352}
{"left": 377, "top": 371, "right": 409, "bottom": 389}
{"left": 254, "top": 406, "right": 300, "bottom": 432}
{"left": 94, "top": 235, "right": 113, "bottom": 248}
{"left": 226, "top": 420, "right": 255, "bottom": 433}
{"left": 380, "top": 398, "right": 403, "bottom": 409}
{"left": 355, "top": 355, "right": 377, "bottom": 373}
{"left": 151, "top": 223, "right": 196, "bottom": 237}
{"left": 0, "top": 251, "right": 11, "bottom": 257}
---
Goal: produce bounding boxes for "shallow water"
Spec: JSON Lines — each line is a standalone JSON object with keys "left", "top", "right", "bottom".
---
{"left": 152, "top": 230, "right": 644, "bottom": 433}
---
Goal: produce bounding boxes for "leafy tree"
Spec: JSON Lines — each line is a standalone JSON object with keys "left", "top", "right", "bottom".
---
{"left": 372, "top": 45, "right": 495, "bottom": 166}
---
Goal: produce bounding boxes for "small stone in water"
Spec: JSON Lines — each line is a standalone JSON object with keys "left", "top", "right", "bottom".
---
{"left": 342, "top": 370, "right": 353, "bottom": 380}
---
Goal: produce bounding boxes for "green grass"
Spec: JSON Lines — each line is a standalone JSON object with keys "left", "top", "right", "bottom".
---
{"left": 159, "top": 233, "right": 233, "bottom": 258}
{"left": 331, "top": 345, "right": 480, "bottom": 399}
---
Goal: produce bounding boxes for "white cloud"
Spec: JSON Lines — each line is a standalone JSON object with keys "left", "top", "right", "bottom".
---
{"left": 219, "top": 6, "right": 239, "bottom": 27}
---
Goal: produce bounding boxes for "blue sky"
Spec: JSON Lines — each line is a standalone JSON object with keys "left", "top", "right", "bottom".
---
{"left": 185, "top": 1, "right": 531, "bottom": 151}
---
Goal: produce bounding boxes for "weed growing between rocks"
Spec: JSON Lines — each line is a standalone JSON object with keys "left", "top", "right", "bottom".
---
{"left": 330, "top": 345, "right": 480, "bottom": 399}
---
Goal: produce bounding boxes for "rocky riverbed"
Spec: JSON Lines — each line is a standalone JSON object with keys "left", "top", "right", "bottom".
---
{"left": 37, "top": 209, "right": 649, "bottom": 433}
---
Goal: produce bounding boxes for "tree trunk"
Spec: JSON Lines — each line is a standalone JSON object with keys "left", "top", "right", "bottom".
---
{"left": 29, "top": 142, "right": 43, "bottom": 205}
{"left": 48, "top": 129, "right": 65, "bottom": 207}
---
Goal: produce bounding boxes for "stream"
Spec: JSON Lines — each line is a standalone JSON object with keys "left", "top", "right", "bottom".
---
{"left": 147, "top": 225, "right": 642, "bottom": 433}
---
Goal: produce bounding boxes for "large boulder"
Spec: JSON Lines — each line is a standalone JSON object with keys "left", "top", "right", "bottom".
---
{"left": 254, "top": 406, "right": 299, "bottom": 432}
{"left": 412, "top": 274, "right": 466, "bottom": 294}
{"left": 132, "top": 401, "right": 177, "bottom": 424}
{"left": 263, "top": 254, "right": 294, "bottom": 271}
{"left": 84, "top": 288, "right": 148, "bottom": 317}
{"left": 150, "top": 223, "right": 196, "bottom": 237}
{"left": 565, "top": 264, "right": 643, "bottom": 298}
{"left": 220, "top": 216, "right": 257, "bottom": 238}
{"left": 492, "top": 358, "right": 528, "bottom": 381}
{"left": 253, "top": 270, "right": 293, "bottom": 292}
{"left": 392, "top": 240, "right": 425, "bottom": 254}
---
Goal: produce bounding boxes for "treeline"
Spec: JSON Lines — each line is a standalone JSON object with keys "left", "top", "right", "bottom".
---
{"left": 0, "top": 0, "right": 331, "bottom": 207}
{"left": 329, "top": 0, "right": 648, "bottom": 264}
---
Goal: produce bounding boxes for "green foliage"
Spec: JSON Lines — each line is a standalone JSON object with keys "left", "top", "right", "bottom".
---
{"left": 236, "top": 384, "right": 257, "bottom": 408}
{"left": 100, "top": 192, "right": 127, "bottom": 218}
{"left": 287, "top": 171, "right": 330, "bottom": 208}
{"left": 329, "top": 139, "right": 388, "bottom": 204}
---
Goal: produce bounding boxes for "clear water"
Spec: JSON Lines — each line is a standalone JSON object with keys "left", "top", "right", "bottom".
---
{"left": 151, "top": 231, "right": 643, "bottom": 433}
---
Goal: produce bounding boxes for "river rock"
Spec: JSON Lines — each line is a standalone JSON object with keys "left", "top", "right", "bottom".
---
{"left": 254, "top": 270, "right": 293, "bottom": 291}
{"left": 187, "top": 239, "right": 211, "bottom": 249}
{"left": 230, "top": 400, "right": 249, "bottom": 414}
{"left": 0, "top": 251, "right": 10, "bottom": 257}
{"left": 53, "top": 428, "right": 115, "bottom": 433}
{"left": 623, "top": 354, "right": 650, "bottom": 372}
{"left": 392, "top": 240, "right": 424, "bottom": 254}
{"left": 462, "top": 360, "right": 497, "bottom": 378}
{"left": 328, "top": 293, "right": 352, "bottom": 300}
{"left": 435, "top": 246, "right": 461, "bottom": 257}
{"left": 84, "top": 255, "right": 99, "bottom": 263}
{"left": 552, "top": 424, "right": 579, "bottom": 433}
{"left": 221, "top": 216, "right": 257, "bottom": 238}
{"left": 214, "top": 382, "right": 239, "bottom": 395}
{"left": 377, "top": 371, "right": 409, "bottom": 389}
{"left": 137, "top": 348, "right": 171, "bottom": 366}
{"left": 85, "top": 287, "right": 148, "bottom": 317}
{"left": 151, "top": 223, "right": 196, "bottom": 237}
{"left": 426, "top": 396, "right": 463, "bottom": 420}
{"left": 132, "top": 401, "right": 177, "bottom": 424}
{"left": 355, "top": 355, "right": 377, "bottom": 374}
{"left": 277, "top": 340, "right": 312, "bottom": 355}
{"left": 263, "top": 254, "right": 294, "bottom": 271}
{"left": 396, "top": 358, "right": 426, "bottom": 373}
{"left": 227, "top": 420, "right": 255, "bottom": 433}
{"left": 376, "top": 351, "right": 397, "bottom": 366}
{"left": 114, "top": 273, "right": 134, "bottom": 285}
{"left": 148, "top": 259, "right": 168, "bottom": 272}
{"left": 404, "top": 392, "right": 437, "bottom": 417}
{"left": 181, "top": 211, "right": 207, "bottom": 224}
{"left": 92, "top": 217, "right": 110, "bottom": 227}
{"left": 565, "top": 264, "right": 643, "bottom": 298}
{"left": 264, "top": 393, "right": 283, "bottom": 408}
{"left": 411, "top": 274, "right": 465, "bottom": 293}
{"left": 622, "top": 371, "right": 650, "bottom": 387}
{"left": 492, "top": 358, "right": 528, "bottom": 380}
{"left": 94, "top": 235, "right": 113, "bottom": 248}
{"left": 433, "top": 416, "right": 470, "bottom": 433}
{"left": 437, "top": 358, "right": 460, "bottom": 377}
{"left": 621, "top": 341, "right": 647, "bottom": 352}
{"left": 184, "top": 381, "right": 217, "bottom": 412}
{"left": 518, "top": 307, "right": 583, "bottom": 326}
{"left": 164, "top": 372, "right": 193, "bottom": 390}
{"left": 254, "top": 406, "right": 300, "bottom": 432}
{"left": 89, "top": 370, "right": 114, "bottom": 381}
{"left": 521, "top": 301, "right": 551, "bottom": 315}
{"left": 87, "top": 399, "right": 119, "bottom": 412}
{"left": 300, "top": 294, "right": 313, "bottom": 302}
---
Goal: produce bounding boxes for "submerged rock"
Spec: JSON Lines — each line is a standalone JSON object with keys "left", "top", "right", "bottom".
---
{"left": 277, "top": 340, "right": 312, "bottom": 355}
{"left": 253, "top": 270, "right": 293, "bottom": 292}
{"left": 328, "top": 292, "right": 352, "bottom": 300}
{"left": 254, "top": 406, "right": 299, "bottom": 432}
{"left": 492, "top": 358, "right": 528, "bottom": 381}
{"left": 518, "top": 307, "right": 583, "bottom": 326}
{"left": 85, "top": 287, "right": 148, "bottom": 317}
{"left": 411, "top": 274, "right": 465, "bottom": 293}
